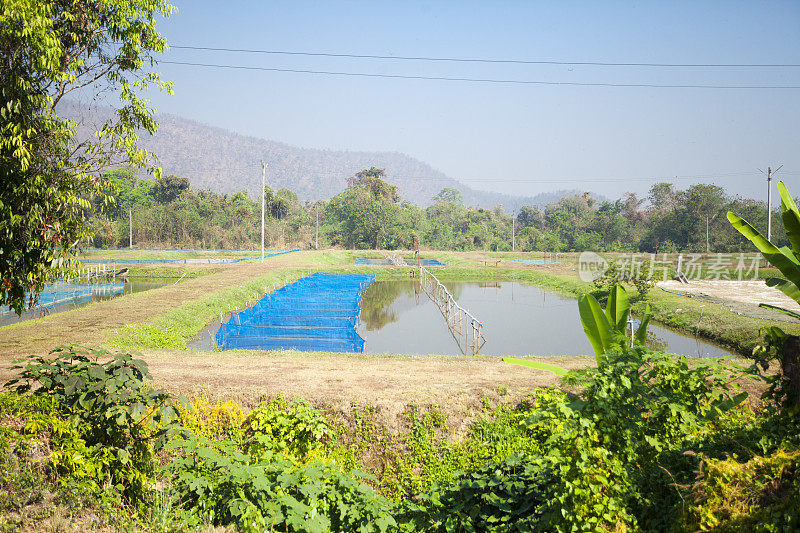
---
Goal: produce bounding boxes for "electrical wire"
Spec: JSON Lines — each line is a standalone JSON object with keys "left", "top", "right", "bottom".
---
{"left": 140, "top": 162, "right": 780, "bottom": 184}
{"left": 159, "top": 60, "right": 800, "bottom": 90}
{"left": 170, "top": 45, "right": 800, "bottom": 69}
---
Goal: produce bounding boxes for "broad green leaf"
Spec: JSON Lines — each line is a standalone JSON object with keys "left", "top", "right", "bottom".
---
{"left": 708, "top": 391, "right": 749, "bottom": 418}
{"left": 758, "top": 303, "right": 800, "bottom": 321}
{"left": 117, "top": 448, "right": 130, "bottom": 464}
{"left": 778, "top": 181, "right": 800, "bottom": 256}
{"left": 727, "top": 211, "right": 800, "bottom": 285}
{"left": 578, "top": 294, "right": 613, "bottom": 362}
{"left": 635, "top": 305, "right": 652, "bottom": 346}
{"left": 605, "top": 285, "right": 630, "bottom": 333}
{"left": 765, "top": 277, "right": 800, "bottom": 304}
{"left": 87, "top": 365, "right": 106, "bottom": 380}
{"left": 778, "top": 246, "right": 800, "bottom": 265}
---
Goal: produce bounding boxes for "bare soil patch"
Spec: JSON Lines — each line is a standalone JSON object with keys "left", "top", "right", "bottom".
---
{"left": 658, "top": 279, "right": 800, "bottom": 322}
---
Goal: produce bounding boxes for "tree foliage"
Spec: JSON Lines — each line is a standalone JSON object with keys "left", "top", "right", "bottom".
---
{"left": 0, "top": 0, "right": 174, "bottom": 313}
{"left": 84, "top": 166, "right": 789, "bottom": 257}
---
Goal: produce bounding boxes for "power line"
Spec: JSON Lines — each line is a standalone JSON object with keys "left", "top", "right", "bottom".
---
{"left": 159, "top": 60, "right": 800, "bottom": 90}
{"left": 170, "top": 45, "right": 800, "bottom": 69}
{"left": 144, "top": 163, "right": 780, "bottom": 184}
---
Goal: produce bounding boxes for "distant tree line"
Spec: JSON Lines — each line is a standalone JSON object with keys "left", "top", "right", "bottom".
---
{"left": 88, "top": 167, "right": 789, "bottom": 253}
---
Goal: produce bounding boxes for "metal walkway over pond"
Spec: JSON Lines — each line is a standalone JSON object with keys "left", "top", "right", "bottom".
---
{"left": 419, "top": 267, "right": 486, "bottom": 355}
{"left": 216, "top": 272, "right": 374, "bottom": 352}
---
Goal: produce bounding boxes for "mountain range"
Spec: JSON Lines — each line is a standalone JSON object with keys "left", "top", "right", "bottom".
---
{"left": 60, "top": 100, "right": 585, "bottom": 210}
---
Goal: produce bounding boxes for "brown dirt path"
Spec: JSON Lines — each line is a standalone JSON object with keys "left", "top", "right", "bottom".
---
{"left": 0, "top": 262, "right": 273, "bottom": 364}
{"left": 658, "top": 279, "right": 800, "bottom": 313}
{"left": 0, "top": 251, "right": 324, "bottom": 362}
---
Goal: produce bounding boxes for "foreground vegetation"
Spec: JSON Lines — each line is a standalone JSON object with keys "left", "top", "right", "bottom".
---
{"left": 1, "top": 344, "right": 797, "bottom": 532}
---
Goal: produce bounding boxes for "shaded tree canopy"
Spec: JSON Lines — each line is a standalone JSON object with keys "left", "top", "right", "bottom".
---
{"left": 0, "top": 0, "right": 174, "bottom": 313}
{"left": 152, "top": 174, "right": 190, "bottom": 204}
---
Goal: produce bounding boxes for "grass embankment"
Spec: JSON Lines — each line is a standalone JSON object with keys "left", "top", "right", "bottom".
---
{"left": 109, "top": 267, "right": 316, "bottom": 349}
{"left": 631, "top": 288, "right": 800, "bottom": 357}
{"left": 124, "top": 265, "right": 220, "bottom": 279}
{"left": 501, "top": 357, "right": 569, "bottom": 376}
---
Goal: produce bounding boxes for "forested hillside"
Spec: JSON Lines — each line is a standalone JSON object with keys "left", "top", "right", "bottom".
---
{"left": 58, "top": 100, "right": 570, "bottom": 210}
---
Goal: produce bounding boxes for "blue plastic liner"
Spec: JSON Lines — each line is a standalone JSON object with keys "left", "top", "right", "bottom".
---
{"left": 0, "top": 281, "right": 124, "bottom": 314}
{"left": 354, "top": 257, "right": 444, "bottom": 266}
{"left": 216, "top": 272, "right": 375, "bottom": 353}
{"left": 508, "top": 259, "right": 557, "bottom": 265}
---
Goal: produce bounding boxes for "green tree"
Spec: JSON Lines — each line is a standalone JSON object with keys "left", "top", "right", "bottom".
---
{"left": 347, "top": 167, "right": 400, "bottom": 203}
{"left": 0, "top": 0, "right": 174, "bottom": 313}
{"left": 517, "top": 205, "right": 542, "bottom": 229}
{"left": 263, "top": 186, "right": 289, "bottom": 219}
{"left": 152, "top": 174, "right": 190, "bottom": 204}
{"left": 431, "top": 187, "right": 463, "bottom": 205}
{"left": 326, "top": 168, "right": 403, "bottom": 249}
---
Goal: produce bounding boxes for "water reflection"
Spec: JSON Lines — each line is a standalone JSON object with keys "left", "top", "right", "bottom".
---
{"left": 0, "top": 280, "right": 168, "bottom": 327}
{"left": 359, "top": 282, "right": 409, "bottom": 330}
{"left": 357, "top": 280, "right": 733, "bottom": 358}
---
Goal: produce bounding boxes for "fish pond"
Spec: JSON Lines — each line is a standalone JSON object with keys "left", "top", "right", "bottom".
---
{"left": 357, "top": 280, "right": 731, "bottom": 358}
{"left": 194, "top": 279, "right": 733, "bottom": 358}
{"left": 0, "top": 280, "right": 169, "bottom": 327}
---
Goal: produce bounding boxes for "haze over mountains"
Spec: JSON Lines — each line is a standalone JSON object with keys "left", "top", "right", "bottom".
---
{"left": 61, "top": 100, "right": 581, "bottom": 210}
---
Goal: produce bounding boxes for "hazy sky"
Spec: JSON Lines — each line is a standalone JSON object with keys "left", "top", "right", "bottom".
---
{"left": 144, "top": 1, "right": 800, "bottom": 201}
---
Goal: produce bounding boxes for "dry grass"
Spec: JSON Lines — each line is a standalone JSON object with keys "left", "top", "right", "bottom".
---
{"left": 141, "top": 349, "right": 590, "bottom": 434}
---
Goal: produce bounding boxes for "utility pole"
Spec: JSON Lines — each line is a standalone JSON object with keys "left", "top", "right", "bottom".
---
{"left": 706, "top": 216, "right": 709, "bottom": 253}
{"left": 315, "top": 206, "right": 319, "bottom": 250}
{"left": 760, "top": 165, "right": 783, "bottom": 241}
{"left": 129, "top": 209, "right": 133, "bottom": 249}
{"left": 260, "top": 161, "right": 266, "bottom": 263}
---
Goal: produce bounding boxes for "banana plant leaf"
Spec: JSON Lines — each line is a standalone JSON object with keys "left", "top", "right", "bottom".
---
{"left": 635, "top": 305, "right": 652, "bottom": 346}
{"left": 727, "top": 211, "right": 800, "bottom": 287}
{"left": 758, "top": 303, "right": 800, "bottom": 321}
{"left": 765, "top": 277, "right": 800, "bottom": 304}
{"left": 578, "top": 294, "right": 612, "bottom": 363}
{"left": 605, "top": 285, "right": 630, "bottom": 333}
{"left": 778, "top": 181, "right": 800, "bottom": 259}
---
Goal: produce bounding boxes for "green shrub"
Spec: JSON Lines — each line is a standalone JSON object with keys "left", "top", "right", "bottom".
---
{"left": 6, "top": 345, "right": 180, "bottom": 503}
{"left": 684, "top": 447, "right": 800, "bottom": 531}
{"left": 168, "top": 434, "right": 396, "bottom": 532}
{"left": 244, "top": 397, "right": 334, "bottom": 461}
{"left": 398, "top": 454, "right": 553, "bottom": 532}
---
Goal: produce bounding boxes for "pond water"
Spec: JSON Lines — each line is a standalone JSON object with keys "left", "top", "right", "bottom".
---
{"left": 191, "top": 280, "right": 733, "bottom": 358}
{"left": 357, "top": 281, "right": 733, "bottom": 358}
{"left": 0, "top": 280, "right": 169, "bottom": 327}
